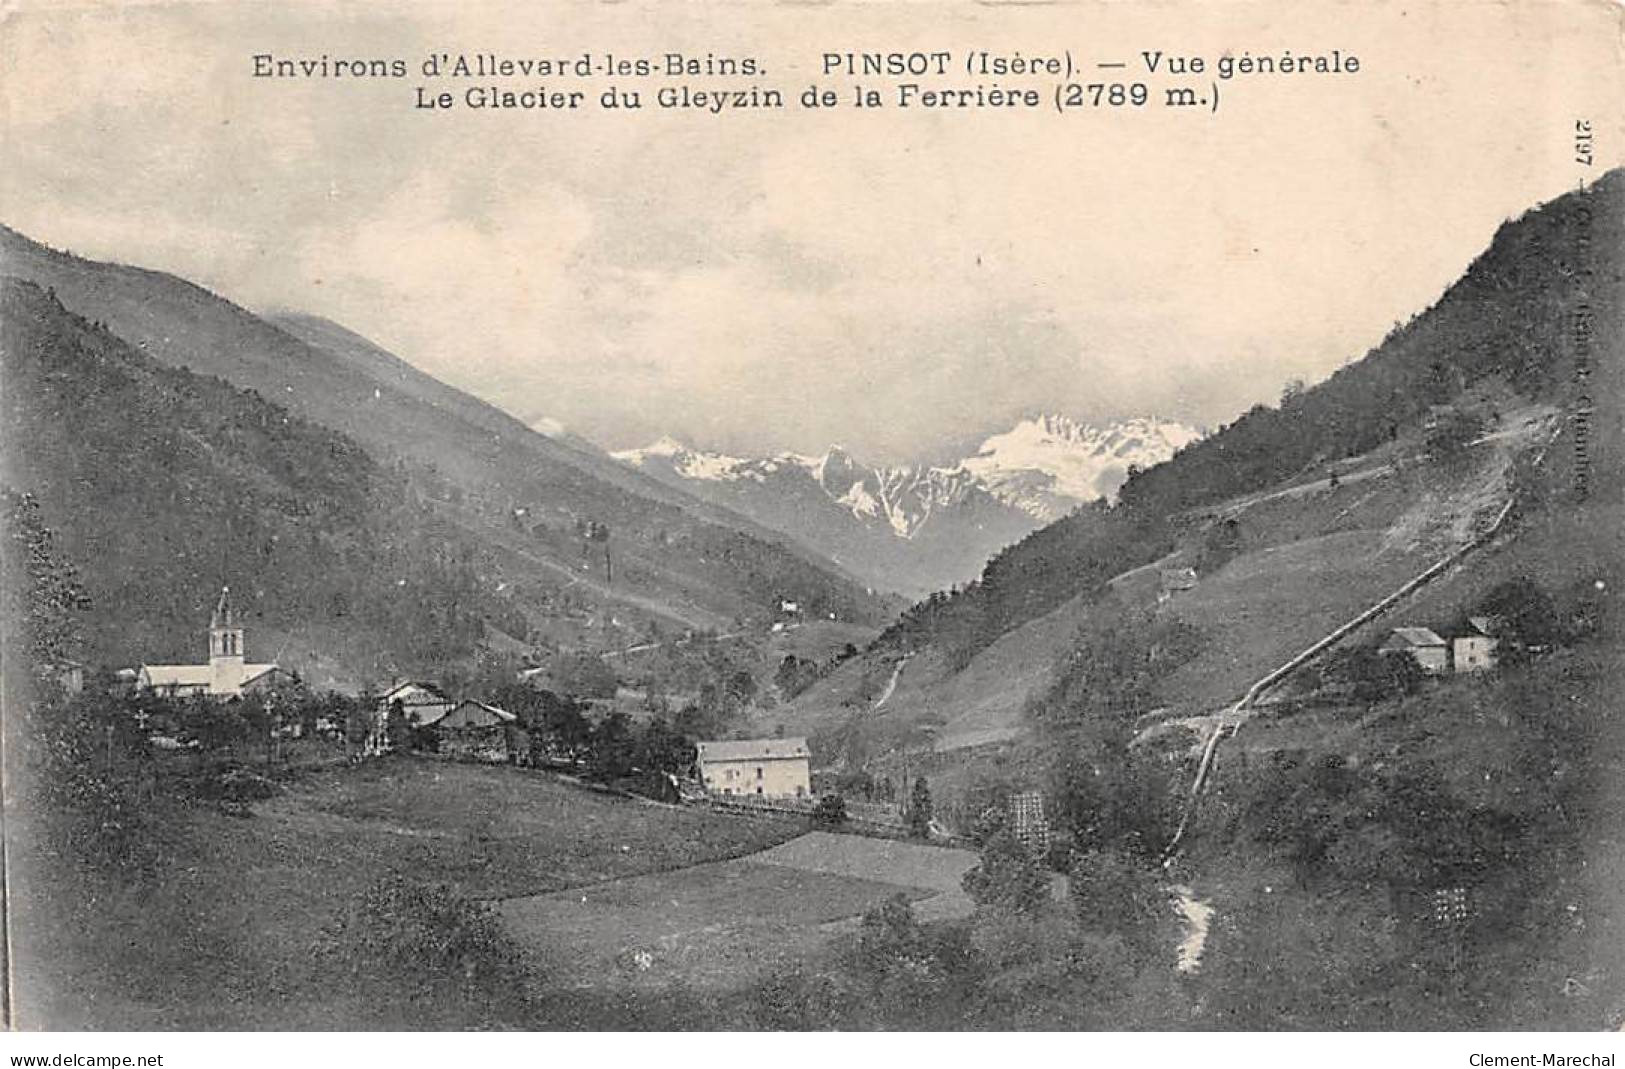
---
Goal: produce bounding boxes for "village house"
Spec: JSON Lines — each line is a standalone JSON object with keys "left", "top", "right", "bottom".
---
{"left": 363, "top": 680, "right": 456, "bottom": 755}
{"left": 1451, "top": 616, "right": 1500, "bottom": 673}
{"left": 431, "top": 699, "right": 525, "bottom": 764}
{"left": 1378, "top": 626, "right": 1450, "bottom": 672}
{"left": 696, "top": 737, "right": 811, "bottom": 798}
{"left": 378, "top": 680, "right": 456, "bottom": 726}
{"left": 138, "top": 587, "right": 294, "bottom": 699}
{"left": 1380, "top": 618, "right": 1501, "bottom": 675}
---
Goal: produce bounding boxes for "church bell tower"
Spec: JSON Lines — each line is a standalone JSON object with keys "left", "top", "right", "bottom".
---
{"left": 208, "top": 585, "right": 245, "bottom": 693}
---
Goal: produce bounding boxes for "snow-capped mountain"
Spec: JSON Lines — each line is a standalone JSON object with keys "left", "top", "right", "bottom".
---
{"left": 962, "top": 415, "right": 1203, "bottom": 522}
{"left": 612, "top": 415, "right": 1200, "bottom": 596}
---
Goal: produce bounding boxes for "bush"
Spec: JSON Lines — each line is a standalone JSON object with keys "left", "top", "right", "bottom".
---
{"left": 907, "top": 778, "right": 933, "bottom": 838}
{"left": 316, "top": 876, "right": 530, "bottom": 1025}
{"left": 1069, "top": 849, "right": 1172, "bottom": 955}
{"left": 963, "top": 830, "right": 1052, "bottom": 915}
{"left": 210, "top": 767, "right": 278, "bottom": 804}
{"left": 812, "top": 793, "right": 848, "bottom": 827}
{"left": 748, "top": 968, "right": 860, "bottom": 1029}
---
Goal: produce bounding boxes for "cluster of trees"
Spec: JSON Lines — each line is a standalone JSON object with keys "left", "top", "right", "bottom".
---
{"left": 747, "top": 829, "right": 1185, "bottom": 1028}
{"left": 772, "top": 653, "right": 825, "bottom": 700}
{"left": 1117, "top": 177, "right": 1599, "bottom": 520}
{"left": 406, "top": 683, "right": 699, "bottom": 787}
{"left": 1024, "top": 605, "right": 1205, "bottom": 861}
{"left": 314, "top": 875, "right": 531, "bottom": 1028}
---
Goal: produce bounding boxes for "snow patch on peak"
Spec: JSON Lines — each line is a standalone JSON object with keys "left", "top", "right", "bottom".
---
{"left": 962, "top": 415, "right": 1201, "bottom": 521}
{"left": 611, "top": 437, "right": 750, "bottom": 481}
{"left": 837, "top": 479, "right": 882, "bottom": 520}
{"left": 610, "top": 413, "right": 1201, "bottom": 535}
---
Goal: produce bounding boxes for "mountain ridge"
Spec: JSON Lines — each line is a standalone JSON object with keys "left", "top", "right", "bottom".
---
{"left": 612, "top": 415, "right": 1200, "bottom": 596}
{"left": 0, "top": 227, "right": 901, "bottom": 684}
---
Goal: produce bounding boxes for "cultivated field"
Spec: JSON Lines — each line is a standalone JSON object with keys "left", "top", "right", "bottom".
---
{"left": 499, "top": 832, "right": 984, "bottom": 993}
{"left": 11, "top": 759, "right": 802, "bottom": 1029}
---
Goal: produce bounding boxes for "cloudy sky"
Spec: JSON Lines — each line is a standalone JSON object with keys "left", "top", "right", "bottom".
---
{"left": 3, "top": 0, "right": 1619, "bottom": 463}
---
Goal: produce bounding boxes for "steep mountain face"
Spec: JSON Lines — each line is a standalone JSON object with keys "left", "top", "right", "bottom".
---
{"left": 613, "top": 416, "right": 1199, "bottom": 597}
{"left": 0, "top": 279, "right": 514, "bottom": 685}
{"left": 0, "top": 229, "right": 899, "bottom": 684}
{"left": 613, "top": 438, "right": 1035, "bottom": 597}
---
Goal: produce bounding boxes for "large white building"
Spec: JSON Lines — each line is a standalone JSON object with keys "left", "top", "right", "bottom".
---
{"left": 696, "top": 737, "right": 811, "bottom": 798}
{"left": 138, "top": 586, "right": 289, "bottom": 699}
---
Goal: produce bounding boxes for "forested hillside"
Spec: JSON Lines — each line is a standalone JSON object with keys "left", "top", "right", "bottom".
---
{"left": 0, "top": 229, "right": 900, "bottom": 684}
{"left": 0, "top": 279, "right": 524, "bottom": 680}
{"left": 874, "top": 170, "right": 1622, "bottom": 670}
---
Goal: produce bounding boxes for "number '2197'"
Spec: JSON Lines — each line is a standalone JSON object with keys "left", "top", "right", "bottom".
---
{"left": 1575, "top": 120, "right": 1593, "bottom": 166}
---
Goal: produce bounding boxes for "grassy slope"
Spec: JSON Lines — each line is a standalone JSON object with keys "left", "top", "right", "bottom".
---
{"left": 1179, "top": 249, "right": 1625, "bottom": 1027}
{"left": 10, "top": 758, "right": 803, "bottom": 1029}
{"left": 771, "top": 421, "right": 1541, "bottom": 756}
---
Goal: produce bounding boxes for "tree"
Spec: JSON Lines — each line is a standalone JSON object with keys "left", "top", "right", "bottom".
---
{"left": 908, "top": 777, "right": 933, "bottom": 839}
{"left": 774, "top": 655, "right": 820, "bottom": 700}
{"left": 343, "top": 698, "right": 372, "bottom": 757}
{"left": 1477, "top": 576, "right": 1561, "bottom": 655}
{"left": 1424, "top": 406, "right": 1486, "bottom": 464}
{"left": 315, "top": 876, "right": 529, "bottom": 1025}
{"left": 582, "top": 519, "right": 612, "bottom": 585}
{"left": 540, "top": 692, "right": 593, "bottom": 759}
{"left": 833, "top": 768, "right": 875, "bottom": 801}
{"left": 962, "top": 830, "right": 1052, "bottom": 914}
{"left": 855, "top": 893, "right": 943, "bottom": 991}
{"left": 812, "top": 793, "right": 848, "bottom": 827}
{"left": 386, "top": 698, "right": 412, "bottom": 753}
{"left": 589, "top": 710, "right": 637, "bottom": 780}
{"left": 725, "top": 670, "right": 758, "bottom": 707}
{"left": 636, "top": 717, "right": 695, "bottom": 776}
{"left": 1069, "top": 849, "right": 1171, "bottom": 954}
{"left": 1325, "top": 647, "right": 1424, "bottom": 702}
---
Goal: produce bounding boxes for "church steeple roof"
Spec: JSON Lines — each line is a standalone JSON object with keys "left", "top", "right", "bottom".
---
{"left": 210, "top": 586, "right": 235, "bottom": 630}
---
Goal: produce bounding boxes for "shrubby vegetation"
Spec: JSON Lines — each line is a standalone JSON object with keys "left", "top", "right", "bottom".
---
{"left": 314, "top": 876, "right": 531, "bottom": 1028}
{"left": 1199, "top": 625, "right": 1616, "bottom": 1028}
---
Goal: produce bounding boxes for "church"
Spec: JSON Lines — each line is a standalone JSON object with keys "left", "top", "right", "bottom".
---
{"left": 138, "top": 587, "right": 292, "bottom": 699}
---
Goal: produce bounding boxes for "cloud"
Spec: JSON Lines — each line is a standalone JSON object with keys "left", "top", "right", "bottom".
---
{"left": 3, "top": 0, "right": 1617, "bottom": 463}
